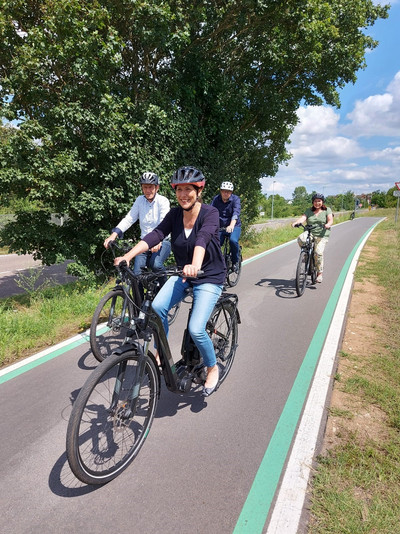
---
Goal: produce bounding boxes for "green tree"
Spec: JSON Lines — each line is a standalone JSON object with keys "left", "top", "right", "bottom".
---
{"left": 264, "top": 194, "right": 291, "bottom": 218}
{"left": 0, "top": 0, "right": 389, "bottom": 274}
{"left": 371, "top": 189, "right": 387, "bottom": 208}
{"left": 291, "top": 186, "right": 310, "bottom": 214}
{"left": 384, "top": 187, "right": 399, "bottom": 208}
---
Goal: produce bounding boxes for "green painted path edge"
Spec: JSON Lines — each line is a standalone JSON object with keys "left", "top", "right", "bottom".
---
{"left": 0, "top": 334, "right": 89, "bottom": 385}
{"left": 233, "top": 221, "right": 381, "bottom": 533}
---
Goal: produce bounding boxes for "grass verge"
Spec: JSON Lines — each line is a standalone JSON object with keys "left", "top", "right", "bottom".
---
{"left": 308, "top": 213, "right": 400, "bottom": 533}
{"left": 0, "top": 281, "right": 109, "bottom": 367}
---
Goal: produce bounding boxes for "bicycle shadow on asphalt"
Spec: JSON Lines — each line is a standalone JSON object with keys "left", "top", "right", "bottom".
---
{"left": 154, "top": 382, "right": 208, "bottom": 417}
{"left": 49, "top": 452, "right": 101, "bottom": 497}
{"left": 255, "top": 277, "right": 317, "bottom": 298}
{"left": 77, "top": 347, "right": 102, "bottom": 371}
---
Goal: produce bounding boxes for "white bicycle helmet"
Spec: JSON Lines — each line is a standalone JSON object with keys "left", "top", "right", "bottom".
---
{"left": 220, "top": 181, "right": 234, "bottom": 191}
{"left": 140, "top": 172, "right": 159, "bottom": 185}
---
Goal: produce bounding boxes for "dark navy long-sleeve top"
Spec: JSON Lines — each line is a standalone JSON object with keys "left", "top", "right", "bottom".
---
{"left": 142, "top": 203, "right": 226, "bottom": 286}
{"left": 211, "top": 193, "right": 241, "bottom": 228}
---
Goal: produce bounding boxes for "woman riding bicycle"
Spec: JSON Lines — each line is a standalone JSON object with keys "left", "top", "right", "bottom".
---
{"left": 211, "top": 181, "right": 242, "bottom": 272}
{"left": 114, "top": 166, "right": 226, "bottom": 397}
{"left": 291, "top": 193, "right": 333, "bottom": 283}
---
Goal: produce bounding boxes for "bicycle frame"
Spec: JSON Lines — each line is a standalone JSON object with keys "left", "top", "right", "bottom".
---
{"left": 294, "top": 223, "right": 318, "bottom": 296}
{"left": 220, "top": 228, "right": 242, "bottom": 287}
{"left": 115, "top": 264, "right": 239, "bottom": 398}
{"left": 67, "top": 264, "right": 240, "bottom": 485}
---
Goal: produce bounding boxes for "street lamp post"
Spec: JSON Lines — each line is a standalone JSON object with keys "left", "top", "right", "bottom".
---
{"left": 271, "top": 180, "right": 276, "bottom": 220}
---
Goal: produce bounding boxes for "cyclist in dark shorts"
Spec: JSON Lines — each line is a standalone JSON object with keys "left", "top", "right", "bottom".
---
{"left": 211, "top": 181, "right": 242, "bottom": 272}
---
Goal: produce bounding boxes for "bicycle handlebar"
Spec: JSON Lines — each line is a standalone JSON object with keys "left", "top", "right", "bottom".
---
{"left": 117, "top": 262, "right": 204, "bottom": 282}
{"left": 293, "top": 223, "right": 319, "bottom": 231}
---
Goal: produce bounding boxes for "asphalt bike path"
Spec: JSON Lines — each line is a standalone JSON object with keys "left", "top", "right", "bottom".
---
{"left": 0, "top": 217, "right": 382, "bottom": 534}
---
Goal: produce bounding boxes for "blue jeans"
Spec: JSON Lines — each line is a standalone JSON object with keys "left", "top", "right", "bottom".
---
{"left": 220, "top": 227, "right": 241, "bottom": 264}
{"left": 133, "top": 239, "right": 171, "bottom": 274}
{"left": 152, "top": 276, "right": 223, "bottom": 368}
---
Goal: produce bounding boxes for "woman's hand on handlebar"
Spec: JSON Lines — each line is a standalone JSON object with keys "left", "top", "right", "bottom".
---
{"left": 181, "top": 264, "right": 201, "bottom": 282}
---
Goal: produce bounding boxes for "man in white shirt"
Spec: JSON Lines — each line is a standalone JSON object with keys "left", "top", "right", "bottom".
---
{"left": 104, "top": 172, "right": 171, "bottom": 274}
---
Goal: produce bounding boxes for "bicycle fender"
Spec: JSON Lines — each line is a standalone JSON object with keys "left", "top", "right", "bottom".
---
{"left": 235, "top": 308, "right": 241, "bottom": 325}
{"left": 111, "top": 343, "right": 162, "bottom": 398}
{"left": 218, "top": 292, "right": 241, "bottom": 324}
{"left": 112, "top": 341, "right": 143, "bottom": 356}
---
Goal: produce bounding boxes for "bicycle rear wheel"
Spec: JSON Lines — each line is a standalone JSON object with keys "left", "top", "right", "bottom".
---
{"left": 295, "top": 250, "right": 309, "bottom": 297}
{"left": 208, "top": 302, "right": 238, "bottom": 384}
{"left": 90, "top": 289, "right": 136, "bottom": 362}
{"left": 226, "top": 249, "right": 242, "bottom": 287}
{"left": 167, "top": 300, "right": 181, "bottom": 325}
{"left": 66, "top": 351, "right": 159, "bottom": 485}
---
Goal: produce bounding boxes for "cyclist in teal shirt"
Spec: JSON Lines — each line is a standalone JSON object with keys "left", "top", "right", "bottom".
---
{"left": 292, "top": 193, "right": 333, "bottom": 283}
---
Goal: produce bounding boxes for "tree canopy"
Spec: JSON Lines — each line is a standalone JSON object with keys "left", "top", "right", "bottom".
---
{"left": 0, "top": 0, "right": 389, "bottom": 274}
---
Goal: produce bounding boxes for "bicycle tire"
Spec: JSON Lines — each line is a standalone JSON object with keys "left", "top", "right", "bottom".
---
{"left": 310, "top": 253, "right": 317, "bottom": 284}
{"left": 208, "top": 302, "right": 238, "bottom": 384}
{"left": 167, "top": 300, "right": 181, "bottom": 325}
{"left": 295, "top": 249, "right": 309, "bottom": 297}
{"left": 226, "top": 250, "right": 242, "bottom": 287}
{"left": 90, "top": 289, "right": 136, "bottom": 362}
{"left": 66, "top": 350, "right": 159, "bottom": 485}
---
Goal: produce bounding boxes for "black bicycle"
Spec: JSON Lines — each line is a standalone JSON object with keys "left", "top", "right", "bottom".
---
{"left": 67, "top": 265, "right": 240, "bottom": 485}
{"left": 293, "top": 223, "right": 318, "bottom": 297}
{"left": 90, "top": 240, "right": 180, "bottom": 362}
{"left": 221, "top": 228, "right": 242, "bottom": 287}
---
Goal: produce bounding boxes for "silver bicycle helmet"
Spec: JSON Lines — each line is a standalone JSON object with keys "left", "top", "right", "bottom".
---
{"left": 220, "top": 181, "right": 234, "bottom": 191}
{"left": 140, "top": 172, "right": 159, "bottom": 185}
{"left": 170, "top": 166, "right": 205, "bottom": 189}
{"left": 312, "top": 193, "right": 325, "bottom": 202}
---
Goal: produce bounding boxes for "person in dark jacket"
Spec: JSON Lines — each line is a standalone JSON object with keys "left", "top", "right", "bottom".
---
{"left": 211, "top": 181, "right": 241, "bottom": 271}
{"left": 114, "top": 166, "right": 226, "bottom": 397}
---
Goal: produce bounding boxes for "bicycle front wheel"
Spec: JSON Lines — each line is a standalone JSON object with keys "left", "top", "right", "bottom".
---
{"left": 310, "top": 253, "right": 317, "bottom": 284}
{"left": 208, "top": 302, "right": 238, "bottom": 384}
{"left": 226, "top": 250, "right": 242, "bottom": 288}
{"left": 90, "top": 289, "right": 135, "bottom": 362}
{"left": 66, "top": 351, "right": 159, "bottom": 485}
{"left": 295, "top": 250, "right": 309, "bottom": 297}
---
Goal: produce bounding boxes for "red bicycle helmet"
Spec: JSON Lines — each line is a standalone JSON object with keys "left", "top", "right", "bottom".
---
{"left": 170, "top": 166, "right": 205, "bottom": 189}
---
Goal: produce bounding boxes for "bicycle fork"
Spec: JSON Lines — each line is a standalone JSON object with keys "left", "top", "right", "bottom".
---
{"left": 109, "top": 341, "right": 149, "bottom": 421}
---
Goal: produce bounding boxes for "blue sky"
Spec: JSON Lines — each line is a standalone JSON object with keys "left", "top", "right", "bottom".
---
{"left": 261, "top": 0, "right": 400, "bottom": 200}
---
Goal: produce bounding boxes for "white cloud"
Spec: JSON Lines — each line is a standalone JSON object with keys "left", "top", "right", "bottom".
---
{"left": 294, "top": 106, "right": 339, "bottom": 138}
{"left": 265, "top": 71, "right": 400, "bottom": 199}
{"left": 344, "top": 71, "right": 400, "bottom": 137}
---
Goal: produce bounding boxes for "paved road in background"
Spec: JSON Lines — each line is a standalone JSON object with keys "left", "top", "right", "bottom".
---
{"left": 0, "top": 217, "right": 380, "bottom": 534}
{"left": 0, "top": 213, "right": 358, "bottom": 299}
{"left": 0, "top": 254, "right": 76, "bottom": 298}
{"left": 0, "top": 219, "right": 290, "bottom": 299}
